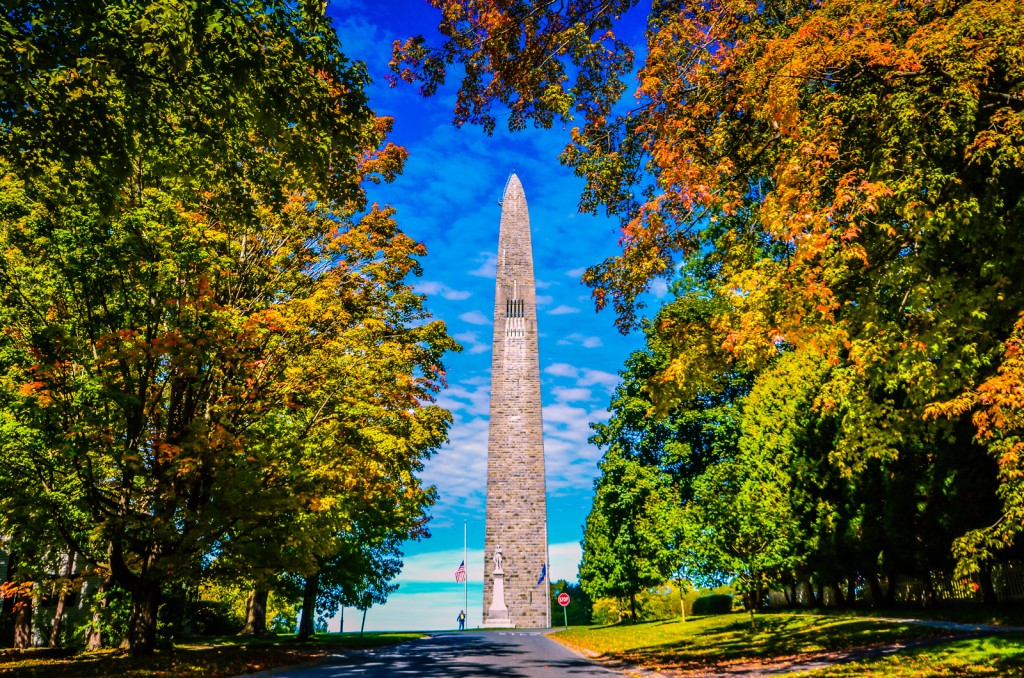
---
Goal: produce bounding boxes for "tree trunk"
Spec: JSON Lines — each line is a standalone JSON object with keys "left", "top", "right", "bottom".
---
{"left": 127, "top": 580, "right": 161, "bottom": 656}
{"left": 884, "top": 572, "right": 896, "bottom": 606}
{"left": 846, "top": 577, "right": 857, "bottom": 609}
{"left": 86, "top": 575, "right": 113, "bottom": 651}
{"left": 923, "top": 573, "right": 937, "bottom": 609}
{"left": 815, "top": 581, "right": 825, "bottom": 608}
{"left": 628, "top": 593, "right": 637, "bottom": 622}
{"left": 12, "top": 594, "right": 32, "bottom": 649}
{"left": 868, "top": 574, "right": 884, "bottom": 607}
{"left": 49, "top": 549, "right": 77, "bottom": 647}
{"left": 831, "top": 580, "right": 846, "bottom": 609}
{"left": 979, "top": 566, "right": 998, "bottom": 606}
{"left": 297, "top": 572, "right": 319, "bottom": 640}
{"left": 339, "top": 606, "right": 344, "bottom": 633}
{"left": 360, "top": 607, "right": 367, "bottom": 636}
{"left": 240, "top": 584, "right": 270, "bottom": 636}
{"left": 800, "top": 579, "right": 814, "bottom": 607}
{"left": 5, "top": 549, "right": 34, "bottom": 649}
{"left": 676, "top": 579, "right": 686, "bottom": 622}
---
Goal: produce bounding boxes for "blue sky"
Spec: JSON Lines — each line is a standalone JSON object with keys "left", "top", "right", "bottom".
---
{"left": 324, "top": 0, "right": 657, "bottom": 631}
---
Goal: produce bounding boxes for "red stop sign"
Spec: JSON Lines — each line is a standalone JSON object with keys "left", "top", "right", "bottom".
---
{"left": 557, "top": 592, "right": 570, "bottom": 607}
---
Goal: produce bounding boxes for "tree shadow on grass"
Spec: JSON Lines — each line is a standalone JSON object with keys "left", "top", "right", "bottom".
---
{"left": 602, "top": 614, "right": 955, "bottom": 673}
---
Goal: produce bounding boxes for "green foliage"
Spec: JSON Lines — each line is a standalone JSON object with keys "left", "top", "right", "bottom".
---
{"left": 0, "top": 0, "right": 454, "bottom": 655}
{"left": 186, "top": 602, "right": 244, "bottom": 637}
{"left": 589, "top": 583, "right": 729, "bottom": 625}
{"left": 590, "top": 598, "right": 622, "bottom": 626}
{"left": 198, "top": 582, "right": 298, "bottom": 637}
{"left": 580, "top": 258, "right": 1011, "bottom": 611}
{"left": 76, "top": 583, "right": 133, "bottom": 650}
{"left": 579, "top": 447, "right": 680, "bottom": 621}
{"left": 406, "top": 0, "right": 1024, "bottom": 577}
{"left": 550, "top": 579, "right": 593, "bottom": 626}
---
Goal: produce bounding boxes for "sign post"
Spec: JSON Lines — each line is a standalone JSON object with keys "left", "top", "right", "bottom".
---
{"left": 557, "top": 592, "right": 570, "bottom": 628}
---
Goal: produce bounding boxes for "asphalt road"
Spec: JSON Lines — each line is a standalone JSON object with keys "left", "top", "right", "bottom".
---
{"left": 260, "top": 631, "right": 625, "bottom": 677}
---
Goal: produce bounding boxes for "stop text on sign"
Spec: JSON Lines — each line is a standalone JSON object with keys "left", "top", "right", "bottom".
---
{"left": 557, "top": 592, "right": 570, "bottom": 607}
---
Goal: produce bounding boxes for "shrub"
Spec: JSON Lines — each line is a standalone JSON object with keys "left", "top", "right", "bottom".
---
{"left": 691, "top": 594, "right": 733, "bottom": 616}
{"left": 187, "top": 601, "right": 243, "bottom": 636}
{"left": 590, "top": 598, "right": 623, "bottom": 625}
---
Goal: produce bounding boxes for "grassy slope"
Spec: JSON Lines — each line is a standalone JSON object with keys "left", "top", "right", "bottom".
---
{"left": 0, "top": 632, "right": 422, "bottom": 677}
{"left": 808, "top": 633, "right": 1024, "bottom": 677}
{"left": 550, "top": 612, "right": 1024, "bottom": 676}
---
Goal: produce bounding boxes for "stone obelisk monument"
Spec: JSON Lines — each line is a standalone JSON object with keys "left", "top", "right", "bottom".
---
{"left": 483, "top": 173, "right": 550, "bottom": 629}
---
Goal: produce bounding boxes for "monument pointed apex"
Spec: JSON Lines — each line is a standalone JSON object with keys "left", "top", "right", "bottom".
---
{"left": 503, "top": 172, "right": 524, "bottom": 199}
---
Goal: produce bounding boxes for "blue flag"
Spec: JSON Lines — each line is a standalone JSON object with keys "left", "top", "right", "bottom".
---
{"left": 537, "top": 564, "right": 546, "bottom": 585}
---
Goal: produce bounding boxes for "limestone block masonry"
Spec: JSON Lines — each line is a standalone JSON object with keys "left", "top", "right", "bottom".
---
{"left": 483, "top": 173, "right": 550, "bottom": 629}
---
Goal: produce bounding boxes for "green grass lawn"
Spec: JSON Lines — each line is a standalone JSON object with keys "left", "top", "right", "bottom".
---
{"left": 550, "top": 612, "right": 974, "bottom": 675}
{"left": 807, "top": 633, "right": 1024, "bottom": 677}
{"left": 0, "top": 632, "right": 423, "bottom": 677}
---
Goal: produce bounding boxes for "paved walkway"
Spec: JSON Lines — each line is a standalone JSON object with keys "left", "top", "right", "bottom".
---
{"left": 248, "top": 630, "right": 624, "bottom": 678}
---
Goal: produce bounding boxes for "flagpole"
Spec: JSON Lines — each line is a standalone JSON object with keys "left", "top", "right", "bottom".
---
{"left": 463, "top": 519, "right": 468, "bottom": 628}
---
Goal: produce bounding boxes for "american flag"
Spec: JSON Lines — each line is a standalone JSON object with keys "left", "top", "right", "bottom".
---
{"left": 454, "top": 560, "right": 467, "bottom": 583}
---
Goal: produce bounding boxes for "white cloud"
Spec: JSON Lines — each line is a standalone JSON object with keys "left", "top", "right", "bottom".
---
{"left": 535, "top": 279, "right": 555, "bottom": 289}
{"left": 544, "top": 402, "right": 594, "bottom": 431}
{"left": 436, "top": 380, "right": 491, "bottom": 416}
{"left": 545, "top": 363, "right": 618, "bottom": 392}
{"left": 650, "top": 278, "right": 670, "bottom": 299}
{"left": 558, "top": 333, "right": 603, "bottom": 349}
{"left": 416, "top": 280, "right": 472, "bottom": 301}
{"left": 549, "top": 541, "right": 583, "bottom": 584}
{"left": 459, "top": 310, "right": 490, "bottom": 325}
{"left": 542, "top": 402, "right": 613, "bottom": 494}
{"left": 451, "top": 331, "right": 490, "bottom": 355}
{"left": 544, "top": 363, "right": 579, "bottom": 379}
{"left": 469, "top": 252, "right": 497, "bottom": 278}
{"left": 421, "top": 417, "right": 489, "bottom": 517}
{"left": 535, "top": 294, "right": 554, "bottom": 306}
{"left": 552, "top": 387, "right": 593, "bottom": 403}
{"left": 548, "top": 304, "right": 580, "bottom": 315}
{"left": 566, "top": 267, "right": 587, "bottom": 278}
{"left": 579, "top": 368, "right": 619, "bottom": 391}
{"left": 395, "top": 547, "right": 487, "bottom": 583}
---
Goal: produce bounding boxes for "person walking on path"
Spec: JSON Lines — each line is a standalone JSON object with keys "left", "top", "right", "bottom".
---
{"left": 457, "top": 610, "right": 466, "bottom": 631}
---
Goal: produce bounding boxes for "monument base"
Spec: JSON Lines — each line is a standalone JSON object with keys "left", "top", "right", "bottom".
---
{"left": 485, "top": 567, "right": 515, "bottom": 627}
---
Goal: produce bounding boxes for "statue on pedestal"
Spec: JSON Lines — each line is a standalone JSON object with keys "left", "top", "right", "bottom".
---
{"left": 483, "top": 544, "right": 514, "bottom": 628}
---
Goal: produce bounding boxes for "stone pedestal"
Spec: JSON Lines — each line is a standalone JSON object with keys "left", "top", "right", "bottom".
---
{"left": 483, "top": 570, "right": 515, "bottom": 628}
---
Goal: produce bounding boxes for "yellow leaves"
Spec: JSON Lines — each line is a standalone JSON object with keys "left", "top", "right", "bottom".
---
{"left": 924, "top": 390, "right": 979, "bottom": 421}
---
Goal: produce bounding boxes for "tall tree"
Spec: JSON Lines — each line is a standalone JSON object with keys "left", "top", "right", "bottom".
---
{"left": 397, "top": 0, "right": 1024, "bottom": 570}
{"left": 0, "top": 0, "right": 451, "bottom": 654}
{"left": 580, "top": 448, "right": 679, "bottom": 622}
